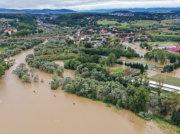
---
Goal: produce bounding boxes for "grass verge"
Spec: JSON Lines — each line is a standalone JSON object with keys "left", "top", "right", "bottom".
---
{"left": 151, "top": 74, "right": 180, "bottom": 87}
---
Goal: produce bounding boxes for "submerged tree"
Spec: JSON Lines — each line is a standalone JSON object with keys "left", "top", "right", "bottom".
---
{"left": 0, "top": 65, "right": 5, "bottom": 77}
{"left": 22, "top": 73, "right": 31, "bottom": 83}
{"left": 51, "top": 75, "right": 61, "bottom": 90}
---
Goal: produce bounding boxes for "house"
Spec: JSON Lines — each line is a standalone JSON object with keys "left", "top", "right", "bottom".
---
{"left": 124, "top": 43, "right": 130, "bottom": 48}
{"left": 167, "top": 46, "right": 180, "bottom": 53}
{"left": 115, "top": 33, "right": 119, "bottom": 36}
{"left": 69, "top": 36, "right": 74, "bottom": 40}
{"left": 88, "top": 29, "right": 94, "bottom": 32}
{"left": 94, "top": 42, "right": 102, "bottom": 48}
{"left": 101, "top": 29, "right": 107, "bottom": 34}
{"left": 80, "top": 35, "right": 87, "bottom": 40}
{"left": 125, "top": 36, "right": 130, "bottom": 41}
{"left": 110, "top": 34, "right": 116, "bottom": 37}
{"left": 110, "top": 42, "right": 115, "bottom": 45}
{"left": 139, "top": 27, "right": 145, "bottom": 30}
{"left": 102, "top": 38, "right": 106, "bottom": 42}
{"left": 4, "top": 28, "right": 17, "bottom": 35}
{"left": 75, "top": 41, "right": 80, "bottom": 46}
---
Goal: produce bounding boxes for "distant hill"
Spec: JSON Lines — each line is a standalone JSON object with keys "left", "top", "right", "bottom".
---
{"left": 111, "top": 11, "right": 131, "bottom": 13}
{"left": 0, "top": 8, "right": 76, "bottom": 14}
{"left": 82, "top": 8, "right": 180, "bottom": 13}
{"left": 171, "top": 10, "right": 180, "bottom": 13}
{"left": 0, "top": 8, "right": 180, "bottom": 14}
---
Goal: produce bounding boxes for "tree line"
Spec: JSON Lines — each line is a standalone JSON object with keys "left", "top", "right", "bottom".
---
{"left": 62, "top": 77, "right": 149, "bottom": 113}
{"left": 125, "top": 62, "right": 148, "bottom": 73}
{"left": 1, "top": 39, "right": 44, "bottom": 58}
{"left": 0, "top": 56, "right": 12, "bottom": 77}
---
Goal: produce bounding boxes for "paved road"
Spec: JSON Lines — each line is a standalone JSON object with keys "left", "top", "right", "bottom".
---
{"left": 149, "top": 80, "right": 180, "bottom": 93}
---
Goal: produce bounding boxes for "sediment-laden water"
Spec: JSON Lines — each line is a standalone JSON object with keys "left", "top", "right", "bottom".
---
{"left": 0, "top": 49, "right": 163, "bottom": 134}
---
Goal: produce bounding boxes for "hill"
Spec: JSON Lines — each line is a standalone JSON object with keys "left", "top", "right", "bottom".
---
{"left": 82, "top": 8, "right": 180, "bottom": 13}
{"left": 0, "top": 8, "right": 76, "bottom": 14}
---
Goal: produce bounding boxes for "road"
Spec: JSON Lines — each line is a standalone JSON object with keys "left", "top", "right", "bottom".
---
{"left": 149, "top": 80, "right": 180, "bottom": 93}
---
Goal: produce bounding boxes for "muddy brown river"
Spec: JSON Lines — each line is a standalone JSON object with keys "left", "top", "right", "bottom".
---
{"left": 0, "top": 49, "right": 163, "bottom": 134}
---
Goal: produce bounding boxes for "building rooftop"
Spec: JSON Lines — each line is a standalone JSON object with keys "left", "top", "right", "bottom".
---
{"left": 167, "top": 46, "right": 180, "bottom": 52}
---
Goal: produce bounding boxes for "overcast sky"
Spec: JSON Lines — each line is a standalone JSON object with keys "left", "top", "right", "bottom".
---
{"left": 0, "top": 0, "right": 179, "bottom": 10}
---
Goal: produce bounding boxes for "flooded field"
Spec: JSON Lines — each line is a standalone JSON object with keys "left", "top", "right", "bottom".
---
{"left": 120, "top": 57, "right": 164, "bottom": 68}
{"left": 122, "top": 42, "right": 149, "bottom": 57}
{"left": 165, "top": 68, "right": 180, "bottom": 78}
{"left": 0, "top": 49, "right": 164, "bottom": 134}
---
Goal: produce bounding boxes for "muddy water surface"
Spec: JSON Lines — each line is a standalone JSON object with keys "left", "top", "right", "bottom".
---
{"left": 123, "top": 42, "right": 148, "bottom": 57}
{"left": 120, "top": 57, "right": 164, "bottom": 68}
{"left": 0, "top": 49, "right": 163, "bottom": 134}
{"left": 54, "top": 61, "right": 75, "bottom": 78}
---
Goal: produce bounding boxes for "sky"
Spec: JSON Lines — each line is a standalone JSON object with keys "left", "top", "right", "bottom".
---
{"left": 0, "top": 0, "right": 179, "bottom": 10}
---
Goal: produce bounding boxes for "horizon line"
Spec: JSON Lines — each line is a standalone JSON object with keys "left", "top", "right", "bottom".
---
{"left": 0, "top": 7, "right": 179, "bottom": 11}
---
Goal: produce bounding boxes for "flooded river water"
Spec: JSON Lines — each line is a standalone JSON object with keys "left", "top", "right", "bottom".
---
{"left": 0, "top": 49, "right": 163, "bottom": 134}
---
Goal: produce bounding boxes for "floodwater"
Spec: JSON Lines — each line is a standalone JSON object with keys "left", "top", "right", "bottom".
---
{"left": 0, "top": 49, "right": 164, "bottom": 134}
{"left": 54, "top": 61, "right": 75, "bottom": 78}
{"left": 120, "top": 57, "right": 164, "bottom": 68}
{"left": 131, "top": 43, "right": 149, "bottom": 57}
{"left": 148, "top": 68, "right": 180, "bottom": 79}
{"left": 165, "top": 68, "right": 180, "bottom": 78}
{"left": 122, "top": 42, "right": 148, "bottom": 57}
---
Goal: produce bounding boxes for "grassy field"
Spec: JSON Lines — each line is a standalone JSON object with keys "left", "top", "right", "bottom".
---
{"left": 97, "top": 20, "right": 119, "bottom": 25}
{"left": 153, "top": 33, "right": 179, "bottom": 36}
{"left": 0, "top": 18, "right": 14, "bottom": 22}
{"left": 151, "top": 74, "right": 180, "bottom": 87}
{"left": 161, "top": 19, "right": 180, "bottom": 27}
{"left": 0, "top": 47, "right": 4, "bottom": 52}
{"left": 147, "top": 42, "right": 179, "bottom": 47}
{"left": 112, "top": 68, "right": 125, "bottom": 73}
{"left": 132, "top": 20, "right": 159, "bottom": 27}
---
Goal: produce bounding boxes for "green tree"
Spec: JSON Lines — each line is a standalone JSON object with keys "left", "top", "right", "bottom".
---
{"left": 156, "top": 50, "right": 167, "bottom": 65}
{"left": 56, "top": 68, "right": 64, "bottom": 77}
{"left": 0, "top": 65, "right": 5, "bottom": 77}
{"left": 107, "top": 53, "right": 117, "bottom": 66}
{"left": 127, "top": 85, "right": 149, "bottom": 112}
{"left": 51, "top": 76, "right": 60, "bottom": 90}
{"left": 171, "top": 109, "right": 180, "bottom": 125}
{"left": 164, "top": 92, "right": 180, "bottom": 113}
{"left": 22, "top": 73, "right": 31, "bottom": 83}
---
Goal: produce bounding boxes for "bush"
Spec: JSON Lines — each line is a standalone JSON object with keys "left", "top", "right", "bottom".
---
{"left": 138, "top": 110, "right": 153, "bottom": 120}
{"left": 50, "top": 76, "right": 60, "bottom": 90}
{"left": 171, "top": 109, "right": 180, "bottom": 126}
{"left": 51, "top": 83, "right": 59, "bottom": 90}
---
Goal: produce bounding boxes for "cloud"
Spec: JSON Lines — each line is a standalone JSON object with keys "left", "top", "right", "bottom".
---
{"left": 0, "top": 0, "right": 179, "bottom": 10}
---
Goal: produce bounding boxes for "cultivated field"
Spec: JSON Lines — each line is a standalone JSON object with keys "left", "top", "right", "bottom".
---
{"left": 97, "top": 20, "right": 119, "bottom": 25}
{"left": 132, "top": 20, "right": 159, "bottom": 27}
{"left": 0, "top": 18, "right": 14, "bottom": 22}
{"left": 161, "top": 19, "right": 180, "bottom": 27}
